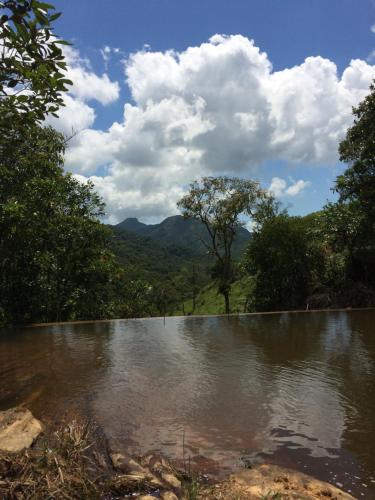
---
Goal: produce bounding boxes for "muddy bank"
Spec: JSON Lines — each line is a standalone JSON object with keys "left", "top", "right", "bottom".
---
{"left": 0, "top": 408, "right": 356, "bottom": 499}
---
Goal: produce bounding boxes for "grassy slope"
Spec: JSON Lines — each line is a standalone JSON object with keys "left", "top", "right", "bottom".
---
{"left": 174, "top": 276, "right": 254, "bottom": 315}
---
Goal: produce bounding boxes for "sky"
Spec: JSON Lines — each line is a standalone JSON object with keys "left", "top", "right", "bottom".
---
{"left": 48, "top": 0, "right": 375, "bottom": 224}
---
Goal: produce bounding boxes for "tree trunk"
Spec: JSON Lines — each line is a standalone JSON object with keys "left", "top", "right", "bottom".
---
{"left": 224, "top": 291, "right": 230, "bottom": 315}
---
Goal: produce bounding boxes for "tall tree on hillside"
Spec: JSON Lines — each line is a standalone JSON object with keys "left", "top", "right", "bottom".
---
{"left": 332, "top": 81, "right": 375, "bottom": 286}
{"left": 178, "top": 176, "right": 272, "bottom": 314}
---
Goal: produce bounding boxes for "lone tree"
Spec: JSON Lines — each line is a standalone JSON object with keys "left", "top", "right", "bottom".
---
{"left": 178, "top": 176, "right": 271, "bottom": 314}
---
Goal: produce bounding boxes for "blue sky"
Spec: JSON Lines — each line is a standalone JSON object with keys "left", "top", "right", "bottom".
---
{"left": 50, "top": 0, "right": 375, "bottom": 223}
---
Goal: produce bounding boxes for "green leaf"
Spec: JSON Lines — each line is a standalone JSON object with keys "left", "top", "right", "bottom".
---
{"left": 49, "top": 12, "right": 61, "bottom": 22}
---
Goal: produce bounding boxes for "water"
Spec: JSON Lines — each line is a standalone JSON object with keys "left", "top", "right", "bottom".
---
{"left": 1, "top": 310, "right": 375, "bottom": 497}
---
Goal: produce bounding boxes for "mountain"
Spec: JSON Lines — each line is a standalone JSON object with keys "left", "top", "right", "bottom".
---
{"left": 109, "top": 216, "right": 252, "bottom": 315}
{"left": 110, "top": 226, "right": 200, "bottom": 283}
{"left": 115, "top": 215, "right": 251, "bottom": 258}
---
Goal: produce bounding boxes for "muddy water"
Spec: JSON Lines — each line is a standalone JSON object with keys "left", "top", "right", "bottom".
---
{"left": 1, "top": 311, "right": 375, "bottom": 497}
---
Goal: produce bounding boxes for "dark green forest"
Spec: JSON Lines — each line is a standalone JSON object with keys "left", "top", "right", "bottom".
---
{"left": 1, "top": 1, "right": 375, "bottom": 325}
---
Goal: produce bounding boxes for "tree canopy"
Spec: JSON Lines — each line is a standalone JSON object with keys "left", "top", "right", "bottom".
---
{"left": 0, "top": 0, "right": 125, "bottom": 324}
{"left": 178, "top": 176, "right": 273, "bottom": 314}
{"left": 0, "top": 123, "right": 121, "bottom": 323}
{"left": 245, "top": 215, "right": 316, "bottom": 311}
{"left": 1, "top": 0, "right": 71, "bottom": 124}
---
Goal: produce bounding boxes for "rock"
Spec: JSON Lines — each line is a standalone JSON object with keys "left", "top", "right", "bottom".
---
{"left": 0, "top": 408, "right": 42, "bottom": 452}
{"left": 128, "top": 457, "right": 148, "bottom": 474}
{"left": 161, "top": 472, "right": 181, "bottom": 489}
{"left": 110, "top": 452, "right": 149, "bottom": 474}
{"left": 110, "top": 452, "right": 129, "bottom": 470}
{"left": 161, "top": 492, "right": 179, "bottom": 500}
{"left": 151, "top": 456, "right": 172, "bottom": 472}
{"left": 148, "top": 474, "right": 164, "bottom": 487}
{"left": 200, "top": 464, "right": 355, "bottom": 499}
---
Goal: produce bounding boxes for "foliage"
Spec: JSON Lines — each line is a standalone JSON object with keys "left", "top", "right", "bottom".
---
{"left": 245, "top": 215, "right": 314, "bottom": 311}
{"left": 241, "top": 82, "right": 375, "bottom": 312}
{"left": 0, "top": 0, "right": 71, "bottom": 124}
{"left": 115, "top": 275, "right": 154, "bottom": 318}
{"left": 111, "top": 226, "right": 211, "bottom": 316}
{"left": 332, "top": 81, "right": 375, "bottom": 287}
{"left": 178, "top": 176, "right": 272, "bottom": 314}
{"left": 0, "top": 123, "right": 120, "bottom": 323}
{"left": 116, "top": 214, "right": 251, "bottom": 259}
{"left": 174, "top": 275, "right": 254, "bottom": 316}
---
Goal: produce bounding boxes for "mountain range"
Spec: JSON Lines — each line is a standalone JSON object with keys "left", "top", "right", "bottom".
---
{"left": 114, "top": 215, "right": 251, "bottom": 257}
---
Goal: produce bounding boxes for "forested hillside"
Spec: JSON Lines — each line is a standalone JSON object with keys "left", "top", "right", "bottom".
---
{"left": 108, "top": 216, "right": 252, "bottom": 316}
{"left": 115, "top": 215, "right": 251, "bottom": 258}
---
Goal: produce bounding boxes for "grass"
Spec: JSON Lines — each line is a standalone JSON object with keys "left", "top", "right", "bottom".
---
{"left": 0, "top": 419, "right": 161, "bottom": 499}
{"left": 260, "top": 491, "right": 284, "bottom": 500}
{"left": 174, "top": 276, "right": 254, "bottom": 316}
{"left": 0, "top": 419, "right": 100, "bottom": 499}
{"left": 183, "top": 473, "right": 200, "bottom": 500}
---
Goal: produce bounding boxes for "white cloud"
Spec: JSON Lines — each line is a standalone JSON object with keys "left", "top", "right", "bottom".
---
{"left": 269, "top": 177, "right": 287, "bottom": 197}
{"left": 371, "top": 24, "right": 375, "bottom": 34}
{"left": 64, "top": 35, "right": 375, "bottom": 222}
{"left": 286, "top": 179, "right": 311, "bottom": 196}
{"left": 64, "top": 45, "right": 120, "bottom": 105}
{"left": 100, "top": 45, "right": 112, "bottom": 65}
{"left": 100, "top": 45, "right": 121, "bottom": 69}
{"left": 46, "top": 45, "right": 120, "bottom": 136}
{"left": 46, "top": 95, "right": 96, "bottom": 136}
{"left": 269, "top": 177, "right": 310, "bottom": 197}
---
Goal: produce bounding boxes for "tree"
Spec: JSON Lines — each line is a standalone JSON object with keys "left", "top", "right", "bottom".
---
{"left": 245, "top": 215, "right": 314, "bottom": 311}
{"left": 1, "top": 0, "right": 71, "bottom": 124}
{"left": 332, "top": 81, "right": 375, "bottom": 287}
{"left": 178, "top": 176, "right": 271, "bottom": 314}
{"left": 0, "top": 1, "right": 129, "bottom": 324}
{"left": 0, "top": 123, "right": 120, "bottom": 323}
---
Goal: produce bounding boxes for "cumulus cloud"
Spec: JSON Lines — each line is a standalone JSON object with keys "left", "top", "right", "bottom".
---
{"left": 371, "top": 24, "right": 375, "bottom": 34}
{"left": 46, "top": 95, "right": 96, "bottom": 136}
{"left": 269, "top": 177, "right": 311, "bottom": 198}
{"left": 46, "top": 45, "right": 120, "bottom": 135}
{"left": 64, "top": 45, "right": 120, "bottom": 105}
{"left": 64, "top": 35, "right": 375, "bottom": 222}
{"left": 286, "top": 179, "right": 311, "bottom": 196}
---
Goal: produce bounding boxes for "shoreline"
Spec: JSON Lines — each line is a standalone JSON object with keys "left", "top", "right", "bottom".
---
{"left": 0, "top": 409, "right": 356, "bottom": 499}
{"left": 6, "top": 305, "right": 375, "bottom": 329}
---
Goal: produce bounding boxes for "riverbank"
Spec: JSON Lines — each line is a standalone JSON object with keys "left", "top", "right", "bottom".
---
{"left": 0, "top": 409, "right": 355, "bottom": 499}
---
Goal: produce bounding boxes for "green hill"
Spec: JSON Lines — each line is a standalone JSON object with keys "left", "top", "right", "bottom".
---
{"left": 115, "top": 215, "right": 250, "bottom": 258}
{"left": 109, "top": 216, "right": 252, "bottom": 315}
{"left": 110, "top": 226, "right": 204, "bottom": 282}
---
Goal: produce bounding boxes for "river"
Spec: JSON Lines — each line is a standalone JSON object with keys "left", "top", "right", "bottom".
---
{"left": 1, "top": 310, "right": 375, "bottom": 497}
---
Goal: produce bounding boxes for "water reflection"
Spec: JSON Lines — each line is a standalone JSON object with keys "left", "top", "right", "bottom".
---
{"left": 0, "top": 311, "right": 375, "bottom": 496}
{"left": 0, "top": 322, "right": 115, "bottom": 418}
